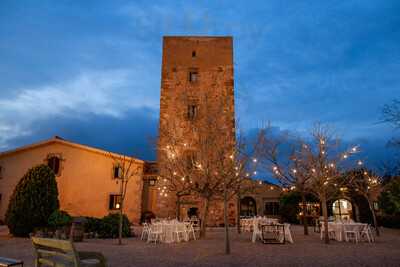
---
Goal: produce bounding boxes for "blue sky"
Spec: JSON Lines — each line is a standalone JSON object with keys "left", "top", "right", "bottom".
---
{"left": 0, "top": 0, "right": 399, "bottom": 172}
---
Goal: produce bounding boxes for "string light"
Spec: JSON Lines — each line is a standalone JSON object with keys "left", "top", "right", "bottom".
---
{"left": 253, "top": 171, "right": 257, "bottom": 175}
{"left": 173, "top": 171, "right": 177, "bottom": 175}
{"left": 258, "top": 181, "right": 262, "bottom": 185}
{"left": 273, "top": 166, "right": 278, "bottom": 171}
{"left": 229, "top": 154, "right": 234, "bottom": 159}
{"left": 311, "top": 168, "right": 316, "bottom": 173}
{"left": 246, "top": 173, "right": 250, "bottom": 177}
{"left": 357, "top": 160, "right": 363, "bottom": 166}
{"left": 292, "top": 169, "right": 297, "bottom": 174}
{"left": 253, "top": 158, "right": 257, "bottom": 163}
{"left": 343, "top": 154, "right": 348, "bottom": 159}
{"left": 329, "top": 163, "right": 335, "bottom": 168}
{"left": 351, "top": 147, "right": 357, "bottom": 153}
{"left": 181, "top": 177, "right": 185, "bottom": 181}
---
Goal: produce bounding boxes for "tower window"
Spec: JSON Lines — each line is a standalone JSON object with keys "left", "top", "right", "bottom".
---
{"left": 113, "top": 165, "right": 122, "bottom": 179}
{"left": 47, "top": 156, "right": 61, "bottom": 176}
{"left": 192, "top": 50, "right": 196, "bottom": 57}
{"left": 109, "top": 194, "right": 122, "bottom": 210}
{"left": 189, "top": 71, "right": 198, "bottom": 82}
{"left": 0, "top": 166, "right": 3, "bottom": 179}
{"left": 187, "top": 105, "right": 198, "bottom": 120}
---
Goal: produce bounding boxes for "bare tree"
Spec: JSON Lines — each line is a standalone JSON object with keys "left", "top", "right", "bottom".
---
{"left": 258, "top": 128, "right": 312, "bottom": 235}
{"left": 157, "top": 92, "right": 263, "bottom": 254}
{"left": 109, "top": 153, "right": 142, "bottom": 245}
{"left": 345, "top": 169, "right": 381, "bottom": 236}
{"left": 259, "top": 124, "right": 361, "bottom": 243}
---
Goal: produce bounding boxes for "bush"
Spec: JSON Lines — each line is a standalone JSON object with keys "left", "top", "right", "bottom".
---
{"left": 378, "top": 215, "right": 400, "bottom": 228}
{"left": 97, "top": 213, "right": 131, "bottom": 238}
{"left": 378, "top": 177, "right": 400, "bottom": 215}
{"left": 5, "top": 165, "right": 59, "bottom": 236}
{"left": 84, "top": 217, "right": 102, "bottom": 234}
{"left": 48, "top": 210, "right": 72, "bottom": 228}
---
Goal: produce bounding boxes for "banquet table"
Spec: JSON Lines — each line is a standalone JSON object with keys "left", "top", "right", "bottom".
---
{"left": 153, "top": 221, "right": 188, "bottom": 243}
{"left": 250, "top": 218, "right": 294, "bottom": 244}
{"left": 328, "top": 222, "right": 367, "bottom": 241}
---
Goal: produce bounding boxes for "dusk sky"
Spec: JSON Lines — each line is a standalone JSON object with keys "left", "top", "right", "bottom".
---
{"left": 0, "top": 1, "right": 399, "bottom": 172}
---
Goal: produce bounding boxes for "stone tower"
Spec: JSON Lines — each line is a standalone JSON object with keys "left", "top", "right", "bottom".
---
{"left": 155, "top": 36, "right": 235, "bottom": 219}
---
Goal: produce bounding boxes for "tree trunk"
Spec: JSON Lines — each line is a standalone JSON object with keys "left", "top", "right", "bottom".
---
{"left": 301, "top": 191, "right": 309, "bottom": 235}
{"left": 236, "top": 195, "right": 241, "bottom": 234}
{"left": 321, "top": 195, "right": 329, "bottom": 244}
{"left": 118, "top": 208, "right": 123, "bottom": 245}
{"left": 200, "top": 197, "right": 210, "bottom": 238}
{"left": 176, "top": 195, "right": 181, "bottom": 221}
{"left": 367, "top": 197, "right": 380, "bottom": 236}
{"left": 223, "top": 182, "right": 231, "bottom": 254}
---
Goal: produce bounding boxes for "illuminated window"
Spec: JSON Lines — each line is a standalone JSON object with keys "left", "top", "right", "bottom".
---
{"left": 109, "top": 194, "right": 122, "bottom": 210}
{"left": 47, "top": 156, "right": 61, "bottom": 176}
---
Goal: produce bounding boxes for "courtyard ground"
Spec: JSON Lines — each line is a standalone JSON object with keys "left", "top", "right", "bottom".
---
{"left": 1, "top": 225, "right": 399, "bottom": 267}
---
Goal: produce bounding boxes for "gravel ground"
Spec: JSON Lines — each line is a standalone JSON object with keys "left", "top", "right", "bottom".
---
{"left": 0, "top": 225, "right": 399, "bottom": 267}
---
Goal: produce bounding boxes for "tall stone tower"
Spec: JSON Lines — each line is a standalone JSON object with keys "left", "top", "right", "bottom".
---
{"left": 155, "top": 36, "right": 235, "bottom": 219}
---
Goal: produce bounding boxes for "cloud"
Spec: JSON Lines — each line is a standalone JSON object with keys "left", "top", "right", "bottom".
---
{"left": 0, "top": 69, "right": 159, "bottom": 149}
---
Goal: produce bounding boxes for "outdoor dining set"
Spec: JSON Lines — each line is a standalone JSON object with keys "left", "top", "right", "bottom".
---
{"left": 140, "top": 218, "right": 200, "bottom": 243}
{"left": 319, "top": 217, "right": 375, "bottom": 243}
{"left": 240, "top": 216, "right": 294, "bottom": 244}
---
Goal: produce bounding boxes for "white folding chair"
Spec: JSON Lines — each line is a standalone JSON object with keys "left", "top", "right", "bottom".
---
{"left": 185, "top": 222, "right": 196, "bottom": 240}
{"left": 174, "top": 223, "right": 188, "bottom": 242}
{"left": 359, "top": 224, "right": 374, "bottom": 243}
{"left": 320, "top": 223, "right": 336, "bottom": 240}
{"left": 141, "top": 222, "right": 150, "bottom": 240}
{"left": 343, "top": 224, "right": 358, "bottom": 243}
{"left": 147, "top": 223, "right": 163, "bottom": 243}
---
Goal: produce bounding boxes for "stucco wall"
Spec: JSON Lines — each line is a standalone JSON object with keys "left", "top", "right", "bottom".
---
{"left": 0, "top": 141, "right": 144, "bottom": 223}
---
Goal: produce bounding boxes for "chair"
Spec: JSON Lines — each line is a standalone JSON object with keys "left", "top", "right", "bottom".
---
{"left": 359, "top": 224, "right": 374, "bottom": 243}
{"left": 185, "top": 222, "right": 196, "bottom": 240}
{"left": 141, "top": 222, "right": 150, "bottom": 240}
{"left": 173, "top": 223, "right": 188, "bottom": 242}
{"left": 320, "top": 223, "right": 336, "bottom": 240}
{"left": 147, "top": 224, "right": 163, "bottom": 243}
{"left": 31, "top": 237, "right": 106, "bottom": 267}
{"left": 343, "top": 224, "right": 358, "bottom": 243}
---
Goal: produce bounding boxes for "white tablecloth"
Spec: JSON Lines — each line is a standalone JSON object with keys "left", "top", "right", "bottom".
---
{"left": 328, "top": 222, "right": 367, "bottom": 241}
{"left": 249, "top": 218, "right": 294, "bottom": 243}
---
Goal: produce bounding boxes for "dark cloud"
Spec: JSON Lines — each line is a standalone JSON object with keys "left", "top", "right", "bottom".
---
{"left": 6, "top": 108, "right": 158, "bottom": 161}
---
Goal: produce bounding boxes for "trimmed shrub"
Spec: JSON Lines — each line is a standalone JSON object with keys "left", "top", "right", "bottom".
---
{"left": 84, "top": 217, "right": 102, "bottom": 234}
{"left": 5, "top": 165, "right": 59, "bottom": 236}
{"left": 48, "top": 210, "right": 72, "bottom": 228}
{"left": 97, "top": 213, "right": 131, "bottom": 238}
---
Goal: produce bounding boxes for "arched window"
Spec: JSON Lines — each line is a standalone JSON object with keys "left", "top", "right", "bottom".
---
{"left": 332, "top": 199, "right": 353, "bottom": 220}
{"left": 47, "top": 155, "right": 61, "bottom": 176}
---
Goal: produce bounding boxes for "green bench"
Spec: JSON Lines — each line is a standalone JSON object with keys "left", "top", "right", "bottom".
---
{"left": 32, "top": 237, "right": 107, "bottom": 267}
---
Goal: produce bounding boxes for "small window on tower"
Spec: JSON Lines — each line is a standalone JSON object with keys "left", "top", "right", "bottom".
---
{"left": 192, "top": 50, "right": 196, "bottom": 57}
{"left": 113, "top": 165, "right": 122, "bottom": 179}
{"left": 187, "top": 105, "right": 198, "bottom": 120}
{"left": 0, "top": 166, "right": 3, "bottom": 179}
{"left": 189, "top": 70, "right": 198, "bottom": 83}
{"left": 47, "top": 156, "right": 61, "bottom": 176}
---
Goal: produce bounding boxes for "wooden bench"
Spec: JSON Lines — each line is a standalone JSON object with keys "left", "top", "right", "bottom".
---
{"left": 32, "top": 237, "right": 107, "bottom": 267}
{"left": 0, "top": 257, "right": 23, "bottom": 267}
